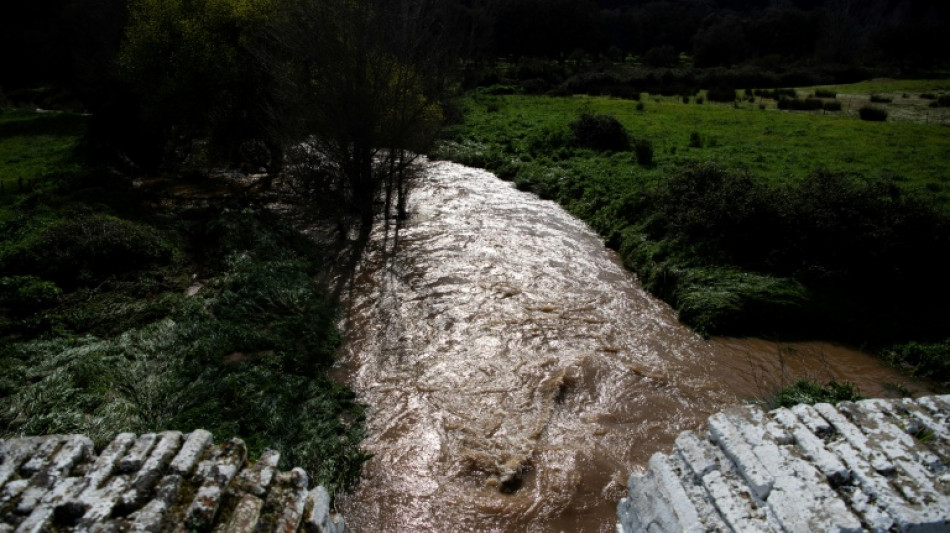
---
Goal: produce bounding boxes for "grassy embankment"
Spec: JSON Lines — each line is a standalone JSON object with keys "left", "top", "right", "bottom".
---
{"left": 434, "top": 80, "right": 950, "bottom": 390}
{"left": 0, "top": 110, "right": 366, "bottom": 494}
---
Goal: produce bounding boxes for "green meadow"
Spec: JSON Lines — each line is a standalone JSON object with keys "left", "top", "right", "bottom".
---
{"left": 447, "top": 92, "right": 950, "bottom": 197}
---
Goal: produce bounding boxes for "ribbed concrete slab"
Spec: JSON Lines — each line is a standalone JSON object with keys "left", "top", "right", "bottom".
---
{"left": 618, "top": 395, "right": 950, "bottom": 533}
{"left": 0, "top": 431, "right": 344, "bottom": 532}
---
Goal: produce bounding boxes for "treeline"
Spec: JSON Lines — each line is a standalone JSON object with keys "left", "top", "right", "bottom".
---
{"left": 449, "top": 0, "right": 950, "bottom": 71}
{"left": 6, "top": 1, "right": 950, "bottom": 101}
{"left": 1, "top": 0, "right": 455, "bottom": 236}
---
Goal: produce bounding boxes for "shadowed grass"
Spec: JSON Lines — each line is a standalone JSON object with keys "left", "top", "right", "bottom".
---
{"left": 0, "top": 111, "right": 86, "bottom": 190}
{"left": 1, "top": 115, "right": 367, "bottom": 495}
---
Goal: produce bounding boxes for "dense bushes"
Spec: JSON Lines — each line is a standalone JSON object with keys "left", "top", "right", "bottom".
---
{"left": 620, "top": 164, "right": 950, "bottom": 337}
{"left": 518, "top": 63, "right": 869, "bottom": 101}
{"left": 859, "top": 105, "right": 888, "bottom": 121}
{"left": 882, "top": 340, "right": 950, "bottom": 389}
{"left": 777, "top": 97, "right": 824, "bottom": 110}
{"left": 753, "top": 88, "right": 797, "bottom": 100}
{"left": 569, "top": 113, "right": 630, "bottom": 152}
{"left": 0, "top": 275, "right": 61, "bottom": 316}
{"left": 930, "top": 95, "right": 950, "bottom": 107}
{"left": 633, "top": 138, "right": 654, "bottom": 166}
{"left": 0, "top": 214, "right": 175, "bottom": 290}
{"left": 705, "top": 86, "right": 737, "bottom": 102}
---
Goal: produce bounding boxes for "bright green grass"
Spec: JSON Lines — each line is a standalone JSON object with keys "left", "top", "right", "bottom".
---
{"left": 812, "top": 77, "right": 950, "bottom": 95}
{"left": 457, "top": 94, "right": 950, "bottom": 201}
{"left": 0, "top": 110, "right": 85, "bottom": 190}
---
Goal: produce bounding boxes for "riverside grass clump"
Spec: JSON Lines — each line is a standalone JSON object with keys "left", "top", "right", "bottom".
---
{"left": 769, "top": 380, "right": 863, "bottom": 409}
{"left": 0, "top": 112, "right": 367, "bottom": 495}
{"left": 882, "top": 340, "right": 950, "bottom": 391}
{"left": 434, "top": 92, "right": 950, "bottom": 343}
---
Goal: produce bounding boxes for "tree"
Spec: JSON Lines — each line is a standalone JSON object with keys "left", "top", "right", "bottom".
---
{"left": 692, "top": 13, "right": 750, "bottom": 68}
{"left": 280, "top": 0, "right": 448, "bottom": 234}
{"left": 119, "top": 0, "right": 287, "bottom": 170}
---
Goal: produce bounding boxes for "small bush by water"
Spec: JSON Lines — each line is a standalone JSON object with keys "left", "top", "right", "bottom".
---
{"left": 882, "top": 340, "right": 950, "bottom": 391}
{"left": 770, "top": 380, "right": 863, "bottom": 409}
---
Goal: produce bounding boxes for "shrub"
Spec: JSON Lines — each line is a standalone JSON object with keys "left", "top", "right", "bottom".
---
{"left": 777, "top": 97, "right": 823, "bottom": 111}
{"left": 643, "top": 45, "right": 678, "bottom": 68}
{"left": 568, "top": 113, "right": 630, "bottom": 152}
{"left": 929, "top": 95, "right": 950, "bottom": 108}
{"left": 524, "top": 124, "right": 572, "bottom": 155}
{"left": 633, "top": 138, "right": 654, "bottom": 166}
{"left": 0, "top": 214, "right": 175, "bottom": 289}
{"left": 706, "top": 86, "right": 737, "bottom": 103}
{"left": 814, "top": 89, "right": 837, "bottom": 98}
{"left": 674, "top": 267, "right": 809, "bottom": 335}
{"left": 882, "top": 340, "right": 950, "bottom": 389}
{"left": 0, "top": 276, "right": 62, "bottom": 315}
{"left": 688, "top": 131, "right": 703, "bottom": 148}
{"left": 823, "top": 101, "right": 842, "bottom": 111}
{"left": 753, "top": 88, "right": 796, "bottom": 100}
{"left": 858, "top": 106, "right": 888, "bottom": 121}
{"left": 869, "top": 94, "right": 892, "bottom": 103}
{"left": 771, "top": 380, "right": 862, "bottom": 408}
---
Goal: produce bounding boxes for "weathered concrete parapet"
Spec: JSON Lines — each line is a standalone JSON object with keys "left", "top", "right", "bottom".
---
{"left": 0, "top": 431, "right": 345, "bottom": 532}
{"left": 618, "top": 395, "right": 950, "bottom": 533}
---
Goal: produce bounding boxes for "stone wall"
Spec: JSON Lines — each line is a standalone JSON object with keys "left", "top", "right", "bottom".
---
{"left": 618, "top": 395, "right": 950, "bottom": 532}
{"left": 0, "top": 430, "right": 344, "bottom": 532}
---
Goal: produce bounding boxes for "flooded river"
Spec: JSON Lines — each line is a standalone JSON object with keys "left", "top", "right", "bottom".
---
{"left": 335, "top": 161, "right": 924, "bottom": 532}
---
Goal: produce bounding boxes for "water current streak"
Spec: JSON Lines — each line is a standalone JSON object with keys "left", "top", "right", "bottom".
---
{"left": 335, "top": 161, "right": 921, "bottom": 532}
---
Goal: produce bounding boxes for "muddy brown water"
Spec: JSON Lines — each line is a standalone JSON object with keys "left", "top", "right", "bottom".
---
{"left": 334, "top": 161, "right": 927, "bottom": 532}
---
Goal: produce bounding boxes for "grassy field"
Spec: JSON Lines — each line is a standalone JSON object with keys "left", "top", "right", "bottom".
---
{"left": 0, "top": 111, "right": 367, "bottom": 494}
{"left": 448, "top": 92, "right": 950, "bottom": 199}
{"left": 812, "top": 77, "right": 950, "bottom": 95}
{"left": 0, "top": 110, "right": 85, "bottom": 191}
{"left": 436, "top": 83, "right": 950, "bottom": 387}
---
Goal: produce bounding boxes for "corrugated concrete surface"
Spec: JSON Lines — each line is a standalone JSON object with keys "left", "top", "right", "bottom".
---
{"left": 618, "top": 395, "right": 950, "bottom": 533}
{"left": 0, "top": 430, "right": 344, "bottom": 532}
